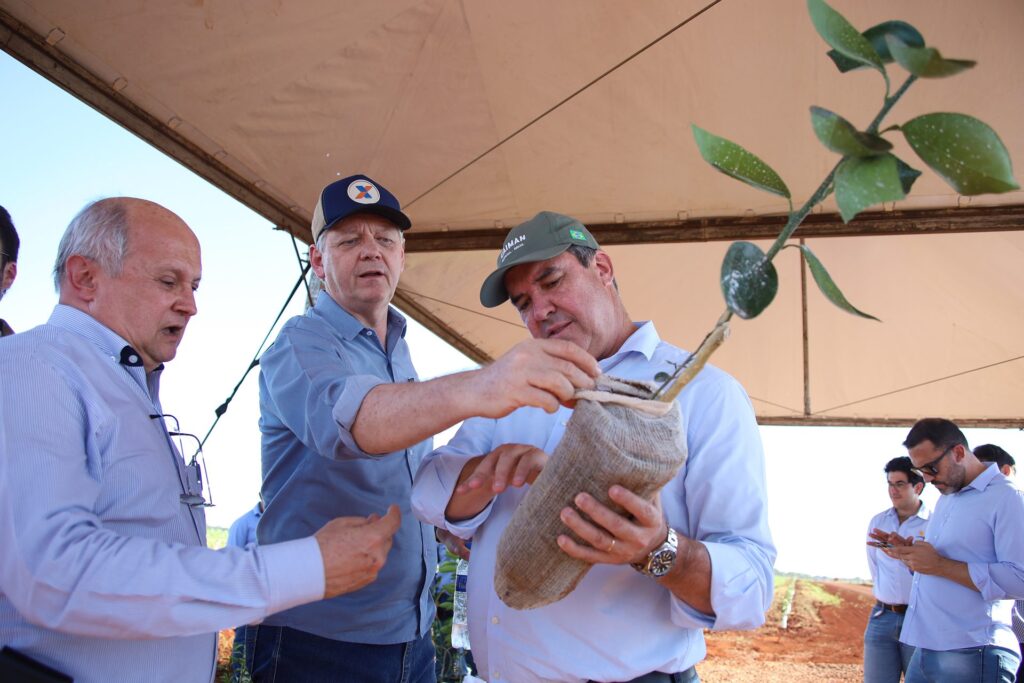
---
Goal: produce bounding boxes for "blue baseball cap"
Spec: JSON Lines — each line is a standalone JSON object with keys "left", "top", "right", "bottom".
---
{"left": 310, "top": 174, "right": 412, "bottom": 243}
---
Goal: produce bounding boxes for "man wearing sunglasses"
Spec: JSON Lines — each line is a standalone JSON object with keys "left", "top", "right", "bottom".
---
{"left": 864, "top": 457, "right": 929, "bottom": 682}
{"left": 871, "top": 418, "right": 1024, "bottom": 682}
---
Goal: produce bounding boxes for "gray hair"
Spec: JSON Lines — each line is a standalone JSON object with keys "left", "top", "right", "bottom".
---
{"left": 53, "top": 199, "right": 131, "bottom": 291}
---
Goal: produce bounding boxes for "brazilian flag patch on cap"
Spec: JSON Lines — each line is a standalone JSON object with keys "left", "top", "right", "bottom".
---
{"left": 569, "top": 229, "right": 586, "bottom": 242}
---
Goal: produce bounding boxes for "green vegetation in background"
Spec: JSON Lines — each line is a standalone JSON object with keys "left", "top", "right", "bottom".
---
{"left": 208, "top": 527, "right": 228, "bottom": 550}
{"left": 800, "top": 580, "right": 842, "bottom": 608}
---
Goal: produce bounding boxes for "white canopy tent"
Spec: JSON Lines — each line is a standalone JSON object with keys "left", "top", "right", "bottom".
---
{"left": 2, "top": 0, "right": 1021, "bottom": 426}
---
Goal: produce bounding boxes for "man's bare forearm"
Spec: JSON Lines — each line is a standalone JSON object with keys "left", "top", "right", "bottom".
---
{"left": 352, "top": 371, "right": 482, "bottom": 454}
{"left": 351, "top": 338, "right": 600, "bottom": 454}
{"left": 658, "top": 536, "right": 714, "bottom": 615}
{"left": 443, "top": 456, "right": 492, "bottom": 522}
{"left": 935, "top": 557, "right": 978, "bottom": 592}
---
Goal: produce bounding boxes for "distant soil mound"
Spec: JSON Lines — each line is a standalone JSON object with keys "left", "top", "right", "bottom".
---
{"left": 699, "top": 579, "right": 873, "bottom": 683}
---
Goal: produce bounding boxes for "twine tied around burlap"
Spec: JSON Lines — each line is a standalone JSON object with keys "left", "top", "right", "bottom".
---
{"left": 494, "top": 374, "right": 687, "bottom": 610}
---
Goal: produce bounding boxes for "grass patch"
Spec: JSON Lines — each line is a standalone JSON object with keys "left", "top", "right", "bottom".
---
{"left": 208, "top": 526, "right": 228, "bottom": 550}
{"left": 801, "top": 581, "right": 841, "bottom": 608}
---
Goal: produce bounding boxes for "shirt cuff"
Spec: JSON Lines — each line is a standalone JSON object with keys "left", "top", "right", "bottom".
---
{"left": 443, "top": 503, "right": 494, "bottom": 539}
{"left": 968, "top": 561, "right": 998, "bottom": 600}
{"left": 670, "top": 540, "right": 770, "bottom": 631}
{"left": 258, "top": 536, "right": 325, "bottom": 615}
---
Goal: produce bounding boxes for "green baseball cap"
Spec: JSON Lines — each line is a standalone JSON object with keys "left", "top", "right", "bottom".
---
{"left": 479, "top": 211, "right": 599, "bottom": 308}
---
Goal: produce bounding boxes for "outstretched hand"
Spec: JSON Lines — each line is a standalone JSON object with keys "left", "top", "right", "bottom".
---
{"left": 473, "top": 339, "right": 599, "bottom": 417}
{"left": 445, "top": 444, "right": 548, "bottom": 522}
{"left": 316, "top": 505, "right": 401, "bottom": 599}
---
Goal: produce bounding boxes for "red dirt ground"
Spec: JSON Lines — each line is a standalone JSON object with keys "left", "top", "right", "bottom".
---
{"left": 699, "top": 580, "right": 874, "bottom": 682}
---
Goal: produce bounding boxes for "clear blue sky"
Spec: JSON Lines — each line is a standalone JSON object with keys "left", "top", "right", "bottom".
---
{"left": 2, "top": 51, "right": 1021, "bottom": 580}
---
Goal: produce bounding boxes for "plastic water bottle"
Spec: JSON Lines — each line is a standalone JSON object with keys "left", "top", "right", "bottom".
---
{"left": 451, "top": 543, "right": 471, "bottom": 650}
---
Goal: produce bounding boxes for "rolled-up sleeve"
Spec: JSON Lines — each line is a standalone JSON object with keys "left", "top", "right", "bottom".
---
{"left": 967, "top": 488, "right": 1024, "bottom": 601}
{"left": 259, "top": 326, "right": 395, "bottom": 460}
{"left": 669, "top": 372, "right": 776, "bottom": 631}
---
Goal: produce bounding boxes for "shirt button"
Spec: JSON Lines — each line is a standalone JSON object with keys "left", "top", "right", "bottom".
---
{"left": 364, "top": 330, "right": 373, "bottom": 336}
{"left": 491, "top": 616, "right": 499, "bottom": 624}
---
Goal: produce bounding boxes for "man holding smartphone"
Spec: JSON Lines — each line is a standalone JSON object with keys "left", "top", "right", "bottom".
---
{"left": 874, "top": 419, "right": 1024, "bottom": 682}
{"left": 864, "top": 456, "right": 929, "bottom": 682}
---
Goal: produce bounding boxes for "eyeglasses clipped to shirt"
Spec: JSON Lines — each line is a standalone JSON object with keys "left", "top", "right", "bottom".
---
{"left": 149, "top": 413, "right": 214, "bottom": 508}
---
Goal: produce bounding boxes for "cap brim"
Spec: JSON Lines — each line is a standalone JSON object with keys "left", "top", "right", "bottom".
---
{"left": 479, "top": 243, "right": 573, "bottom": 308}
{"left": 320, "top": 205, "right": 412, "bottom": 238}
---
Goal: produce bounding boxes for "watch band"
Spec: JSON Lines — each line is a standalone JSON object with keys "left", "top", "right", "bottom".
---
{"left": 631, "top": 527, "right": 679, "bottom": 578}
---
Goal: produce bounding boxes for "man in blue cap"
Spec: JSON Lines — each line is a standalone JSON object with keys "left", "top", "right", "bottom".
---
{"left": 412, "top": 211, "right": 776, "bottom": 683}
{"left": 251, "top": 179, "right": 599, "bottom": 682}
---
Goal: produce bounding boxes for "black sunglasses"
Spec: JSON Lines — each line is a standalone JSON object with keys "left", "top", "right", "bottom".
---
{"left": 912, "top": 444, "right": 955, "bottom": 477}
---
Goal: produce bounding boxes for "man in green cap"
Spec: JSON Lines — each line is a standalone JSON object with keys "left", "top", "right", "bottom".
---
{"left": 413, "top": 211, "right": 776, "bottom": 683}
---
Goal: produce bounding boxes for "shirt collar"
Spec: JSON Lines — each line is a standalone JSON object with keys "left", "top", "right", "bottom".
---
{"left": 886, "top": 497, "right": 931, "bottom": 522}
{"left": 313, "top": 290, "right": 408, "bottom": 342}
{"left": 49, "top": 304, "right": 137, "bottom": 363}
{"left": 598, "top": 321, "right": 660, "bottom": 373}
{"left": 47, "top": 305, "right": 164, "bottom": 396}
{"left": 964, "top": 461, "right": 1001, "bottom": 493}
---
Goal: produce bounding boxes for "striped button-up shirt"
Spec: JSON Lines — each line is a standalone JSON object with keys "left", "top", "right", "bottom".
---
{"left": 0, "top": 305, "right": 324, "bottom": 683}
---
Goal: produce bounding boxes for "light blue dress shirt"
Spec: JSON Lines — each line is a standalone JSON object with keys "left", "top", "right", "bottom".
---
{"left": 0, "top": 305, "right": 323, "bottom": 683}
{"left": 412, "top": 322, "right": 776, "bottom": 683}
{"left": 899, "top": 464, "right": 1024, "bottom": 653}
{"left": 257, "top": 291, "right": 436, "bottom": 643}
{"left": 228, "top": 503, "right": 263, "bottom": 548}
{"left": 866, "top": 503, "right": 930, "bottom": 604}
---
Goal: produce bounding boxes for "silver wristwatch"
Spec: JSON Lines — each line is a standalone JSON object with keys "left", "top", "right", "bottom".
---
{"left": 631, "top": 527, "right": 678, "bottom": 578}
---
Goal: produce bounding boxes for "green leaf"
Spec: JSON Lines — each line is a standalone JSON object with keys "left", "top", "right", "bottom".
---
{"left": 692, "top": 125, "right": 790, "bottom": 199}
{"left": 807, "top": 0, "right": 886, "bottom": 84}
{"left": 894, "top": 156, "right": 922, "bottom": 194}
{"left": 720, "top": 242, "right": 779, "bottom": 320}
{"left": 902, "top": 113, "right": 1020, "bottom": 195}
{"left": 810, "top": 106, "right": 893, "bottom": 157}
{"left": 794, "top": 244, "right": 880, "bottom": 320}
{"left": 827, "top": 20, "right": 925, "bottom": 72}
{"left": 886, "top": 36, "right": 975, "bottom": 78}
{"left": 834, "top": 154, "right": 908, "bottom": 223}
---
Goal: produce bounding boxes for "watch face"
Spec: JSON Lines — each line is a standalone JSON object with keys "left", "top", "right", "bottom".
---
{"left": 649, "top": 548, "right": 676, "bottom": 577}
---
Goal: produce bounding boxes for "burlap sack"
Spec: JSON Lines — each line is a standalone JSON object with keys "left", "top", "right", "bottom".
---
{"left": 494, "top": 375, "right": 687, "bottom": 610}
